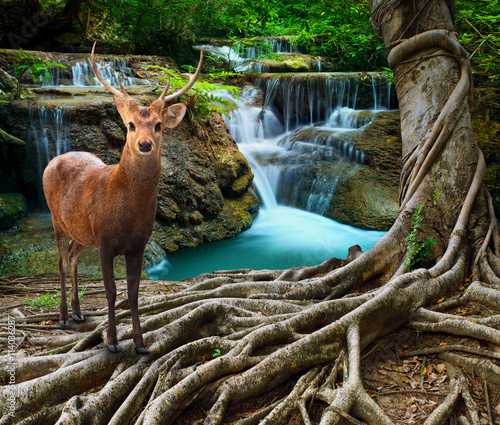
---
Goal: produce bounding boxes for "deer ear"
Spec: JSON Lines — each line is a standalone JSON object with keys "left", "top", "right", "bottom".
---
{"left": 113, "top": 95, "right": 129, "bottom": 122}
{"left": 163, "top": 104, "right": 187, "bottom": 128}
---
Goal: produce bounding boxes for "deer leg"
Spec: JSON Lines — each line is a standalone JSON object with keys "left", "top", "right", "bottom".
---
{"left": 99, "top": 246, "right": 119, "bottom": 352}
{"left": 125, "top": 250, "right": 148, "bottom": 354}
{"left": 54, "top": 227, "right": 70, "bottom": 327}
{"left": 69, "top": 241, "right": 86, "bottom": 322}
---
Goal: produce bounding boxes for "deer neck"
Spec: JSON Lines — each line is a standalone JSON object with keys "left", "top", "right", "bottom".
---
{"left": 113, "top": 143, "right": 161, "bottom": 201}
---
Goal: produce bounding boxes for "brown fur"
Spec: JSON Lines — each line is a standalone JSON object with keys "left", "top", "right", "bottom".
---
{"left": 43, "top": 96, "right": 187, "bottom": 353}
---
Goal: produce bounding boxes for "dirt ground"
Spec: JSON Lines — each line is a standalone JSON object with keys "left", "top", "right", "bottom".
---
{"left": 1, "top": 274, "right": 500, "bottom": 424}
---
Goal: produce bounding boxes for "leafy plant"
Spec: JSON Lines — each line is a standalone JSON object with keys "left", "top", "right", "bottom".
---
{"left": 433, "top": 190, "right": 441, "bottom": 207}
{"left": 6, "top": 48, "right": 67, "bottom": 86}
{"left": 213, "top": 349, "right": 221, "bottom": 357}
{"left": 24, "top": 293, "right": 59, "bottom": 311}
{"left": 381, "top": 67, "right": 394, "bottom": 83}
{"left": 148, "top": 65, "right": 240, "bottom": 119}
{"left": 404, "top": 205, "right": 436, "bottom": 270}
{"left": 456, "top": 0, "right": 500, "bottom": 82}
{"left": 22, "top": 285, "right": 87, "bottom": 311}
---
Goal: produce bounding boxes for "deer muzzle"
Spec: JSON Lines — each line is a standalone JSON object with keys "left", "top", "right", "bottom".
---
{"left": 138, "top": 140, "right": 153, "bottom": 153}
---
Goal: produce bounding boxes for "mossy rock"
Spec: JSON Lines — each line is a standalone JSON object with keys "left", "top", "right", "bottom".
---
{"left": 0, "top": 193, "right": 27, "bottom": 230}
{"left": 325, "top": 170, "right": 399, "bottom": 231}
{"left": 257, "top": 54, "right": 317, "bottom": 73}
{"left": 0, "top": 214, "right": 127, "bottom": 277}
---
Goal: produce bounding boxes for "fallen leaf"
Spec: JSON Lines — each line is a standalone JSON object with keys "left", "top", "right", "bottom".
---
{"left": 434, "top": 363, "right": 446, "bottom": 373}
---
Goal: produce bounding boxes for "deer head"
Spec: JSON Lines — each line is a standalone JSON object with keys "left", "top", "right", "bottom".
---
{"left": 90, "top": 43, "right": 203, "bottom": 158}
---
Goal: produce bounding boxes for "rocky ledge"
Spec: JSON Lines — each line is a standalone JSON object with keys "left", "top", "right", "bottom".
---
{"left": 0, "top": 87, "right": 258, "bottom": 274}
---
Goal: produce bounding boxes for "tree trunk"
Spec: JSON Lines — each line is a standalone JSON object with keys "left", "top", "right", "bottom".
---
{"left": 1, "top": 1, "right": 499, "bottom": 424}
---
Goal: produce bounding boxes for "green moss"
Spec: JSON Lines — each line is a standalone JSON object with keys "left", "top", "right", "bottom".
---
{"left": 0, "top": 193, "right": 27, "bottom": 230}
{"left": 0, "top": 215, "right": 127, "bottom": 277}
{"left": 230, "top": 173, "right": 252, "bottom": 195}
{"left": 224, "top": 191, "right": 259, "bottom": 230}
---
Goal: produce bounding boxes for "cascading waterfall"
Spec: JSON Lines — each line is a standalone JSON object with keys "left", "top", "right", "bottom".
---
{"left": 45, "top": 58, "right": 147, "bottom": 87}
{"left": 71, "top": 58, "right": 136, "bottom": 87}
{"left": 147, "top": 73, "right": 390, "bottom": 280}
{"left": 236, "top": 37, "right": 298, "bottom": 58}
{"left": 195, "top": 37, "right": 299, "bottom": 73}
{"left": 28, "top": 105, "right": 71, "bottom": 206}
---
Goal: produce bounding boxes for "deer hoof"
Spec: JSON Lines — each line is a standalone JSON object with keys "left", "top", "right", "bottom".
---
{"left": 136, "top": 346, "right": 150, "bottom": 355}
{"left": 108, "top": 345, "right": 120, "bottom": 353}
{"left": 59, "top": 319, "right": 69, "bottom": 327}
{"left": 73, "top": 314, "right": 84, "bottom": 322}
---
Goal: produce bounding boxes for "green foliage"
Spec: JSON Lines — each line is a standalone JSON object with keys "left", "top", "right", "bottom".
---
{"left": 32, "top": 0, "right": 497, "bottom": 76}
{"left": 24, "top": 293, "right": 59, "bottom": 311}
{"left": 433, "top": 190, "right": 441, "bottom": 207}
{"left": 149, "top": 65, "right": 240, "bottom": 119}
{"left": 22, "top": 286, "right": 87, "bottom": 311}
{"left": 213, "top": 349, "right": 221, "bottom": 357}
{"left": 381, "top": 67, "right": 394, "bottom": 83}
{"left": 5, "top": 48, "right": 67, "bottom": 85}
{"left": 404, "top": 205, "right": 436, "bottom": 271}
{"left": 456, "top": 0, "right": 500, "bottom": 82}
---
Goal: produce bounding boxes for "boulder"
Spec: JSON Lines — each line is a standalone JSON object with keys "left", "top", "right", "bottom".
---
{"left": 0, "top": 193, "right": 27, "bottom": 230}
{"left": 271, "top": 111, "right": 401, "bottom": 231}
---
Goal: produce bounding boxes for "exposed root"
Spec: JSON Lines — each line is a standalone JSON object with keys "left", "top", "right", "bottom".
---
{"left": 438, "top": 352, "right": 500, "bottom": 384}
{"left": 422, "top": 363, "right": 461, "bottom": 425}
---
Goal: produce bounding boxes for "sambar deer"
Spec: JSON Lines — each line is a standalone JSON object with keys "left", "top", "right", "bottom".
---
{"left": 43, "top": 43, "right": 202, "bottom": 354}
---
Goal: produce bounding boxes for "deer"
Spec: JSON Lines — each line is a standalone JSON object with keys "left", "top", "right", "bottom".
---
{"left": 42, "top": 43, "right": 202, "bottom": 354}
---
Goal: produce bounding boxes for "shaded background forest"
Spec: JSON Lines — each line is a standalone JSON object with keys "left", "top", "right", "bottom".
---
{"left": 1, "top": 0, "right": 499, "bottom": 81}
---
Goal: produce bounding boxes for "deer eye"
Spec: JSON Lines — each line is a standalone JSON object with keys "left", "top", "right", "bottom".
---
{"left": 155, "top": 122, "right": 162, "bottom": 133}
{"left": 129, "top": 122, "right": 135, "bottom": 131}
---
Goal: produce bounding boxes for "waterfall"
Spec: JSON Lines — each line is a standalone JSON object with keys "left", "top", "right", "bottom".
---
{"left": 28, "top": 105, "right": 71, "bottom": 205}
{"left": 195, "top": 37, "right": 299, "bottom": 73}
{"left": 45, "top": 57, "right": 147, "bottom": 87}
{"left": 221, "top": 73, "right": 391, "bottom": 213}
{"left": 147, "top": 73, "right": 389, "bottom": 280}
{"left": 236, "top": 37, "right": 298, "bottom": 58}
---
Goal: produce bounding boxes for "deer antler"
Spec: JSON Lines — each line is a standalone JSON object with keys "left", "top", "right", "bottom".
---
{"left": 91, "top": 42, "right": 132, "bottom": 101}
{"left": 159, "top": 49, "right": 203, "bottom": 103}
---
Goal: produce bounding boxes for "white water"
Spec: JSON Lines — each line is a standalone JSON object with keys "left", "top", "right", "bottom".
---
{"left": 45, "top": 58, "right": 148, "bottom": 87}
{"left": 195, "top": 37, "right": 298, "bottom": 73}
{"left": 147, "top": 75, "right": 390, "bottom": 280}
{"left": 28, "top": 105, "right": 71, "bottom": 206}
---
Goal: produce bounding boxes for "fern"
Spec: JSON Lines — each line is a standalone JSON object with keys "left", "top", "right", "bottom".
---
{"left": 404, "top": 205, "right": 436, "bottom": 270}
{"left": 147, "top": 65, "right": 240, "bottom": 119}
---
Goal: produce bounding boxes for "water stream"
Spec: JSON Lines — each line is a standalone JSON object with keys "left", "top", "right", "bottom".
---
{"left": 45, "top": 57, "right": 147, "bottom": 87}
{"left": 27, "top": 104, "right": 71, "bottom": 206}
{"left": 147, "top": 74, "right": 390, "bottom": 280}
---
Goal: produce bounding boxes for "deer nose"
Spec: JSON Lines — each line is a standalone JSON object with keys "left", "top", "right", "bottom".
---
{"left": 138, "top": 141, "right": 152, "bottom": 153}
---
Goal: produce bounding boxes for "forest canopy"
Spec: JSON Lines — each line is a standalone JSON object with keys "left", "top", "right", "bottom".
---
{"left": 1, "top": 0, "right": 499, "bottom": 78}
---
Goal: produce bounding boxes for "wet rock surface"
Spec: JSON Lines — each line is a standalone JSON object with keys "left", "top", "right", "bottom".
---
{"left": 0, "top": 87, "right": 258, "bottom": 274}
{"left": 269, "top": 110, "right": 402, "bottom": 231}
